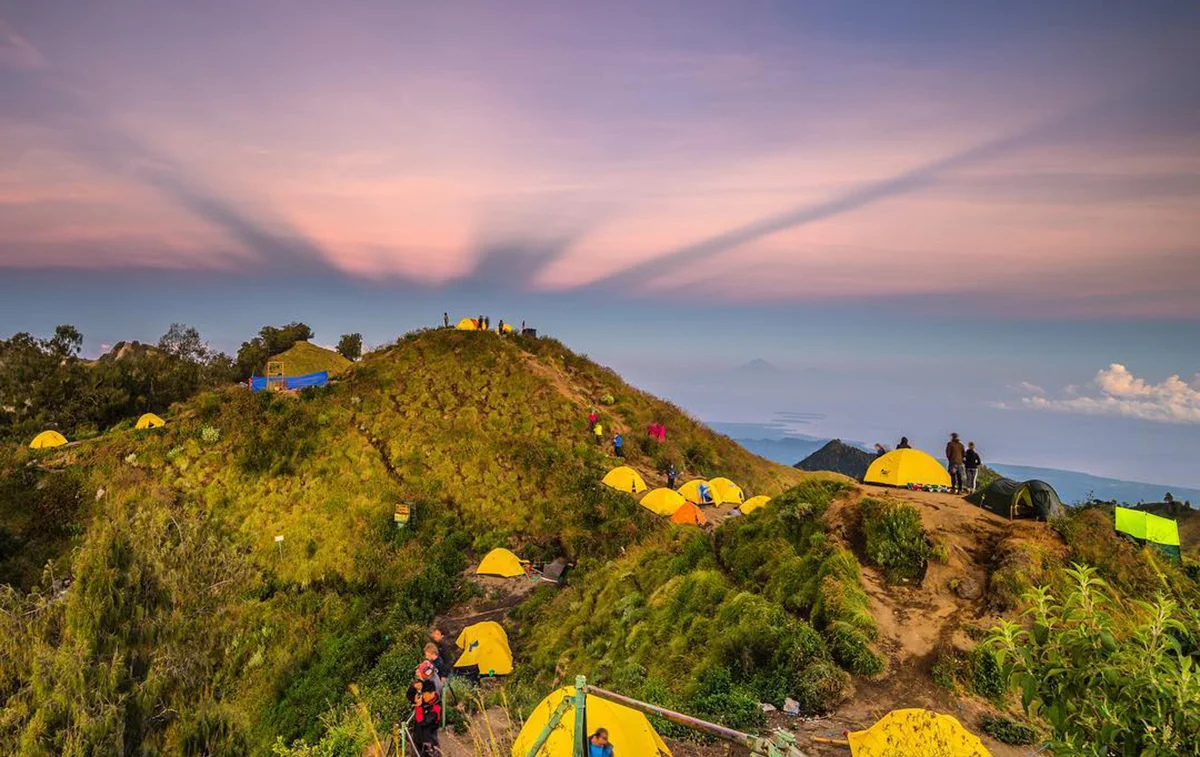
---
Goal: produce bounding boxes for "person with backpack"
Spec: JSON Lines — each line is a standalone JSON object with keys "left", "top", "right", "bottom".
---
{"left": 407, "top": 662, "right": 442, "bottom": 755}
{"left": 945, "top": 433, "right": 966, "bottom": 494}
{"left": 897, "top": 436, "right": 912, "bottom": 449}
{"left": 593, "top": 423, "right": 604, "bottom": 445}
{"left": 666, "top": 463, "right": 677, "bottom": 489}
{"left": 613, "top": 433, "right": 624, "bottom": 458}
{"left": 964, "top": 442, "right": 982, "bottom": 493}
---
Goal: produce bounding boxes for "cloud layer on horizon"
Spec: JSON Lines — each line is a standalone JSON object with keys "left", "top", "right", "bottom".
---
{"left": 1013, "top": 363, "right": 1200, "bottom": 424}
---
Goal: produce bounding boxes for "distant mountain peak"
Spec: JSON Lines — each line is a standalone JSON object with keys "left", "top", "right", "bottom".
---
{"left": 736, "top": 358, "right": 783, "bottom": 375}
{"left": 795, "top": 439, "right": 874, "bottom": 479}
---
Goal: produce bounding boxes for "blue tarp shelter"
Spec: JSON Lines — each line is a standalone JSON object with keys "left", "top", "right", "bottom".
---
{"left": 249, "top": 371, "right": 329, "bottom": 392}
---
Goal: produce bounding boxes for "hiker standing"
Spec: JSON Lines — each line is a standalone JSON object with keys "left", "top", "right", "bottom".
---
{"left": 588, "top": 408, "right": 598, "bottom": 430}
{"left": 613, "top": 433, "right": 624, "bottom": 458}
{"left": 520, "top": 320, "right": 526, "bottom": 334}
{"left": 946, "top": 433, "right": 966, "bottom": 494}
{"left": 589, "top": 728, "right": 614, "bottom": 757}
{"left": 897, "top": 436, "right": 912, "bottom": 449}
{"left": 666, "top": 463, "right": 677, "bottom": 489}
{"left": 407, "top": 662, "right": 442, "bottom": 756}
{"left": 443, "top": 312, "right": 449, "bottom": 328}
{"left": 430, "top": 628, "right": 456, "bottom": 675}
{"left": 965, "top": 442, "right": 982, "bottom": 492}
{"left": 593, "top": 423, "right": 604, "bottom": 445}
{"left": 498, "top": 318, "right": 505, "bottom": 333}
{"left": 874, "top": 443, "right": 888, "bottom": 457}
{"left": 477, "top": 315, "right": 484, "bottom": 331}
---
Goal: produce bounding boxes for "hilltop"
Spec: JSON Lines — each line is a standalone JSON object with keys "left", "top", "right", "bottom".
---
{"left": 0, "top": 327, "right": 808, "bottom": 755}
{"left": 266, "top": 340, "right": 351, "bottom": 376}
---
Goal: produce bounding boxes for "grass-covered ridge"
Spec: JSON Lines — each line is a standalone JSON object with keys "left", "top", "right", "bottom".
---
{"left": 511, "top": 480, "right": 884, "bottom": 731}
{"left": 266, "top": 341, "right": 352, "bottom": 377}
{"left": 0, "top": 327, "right": 811, "bottom": 755}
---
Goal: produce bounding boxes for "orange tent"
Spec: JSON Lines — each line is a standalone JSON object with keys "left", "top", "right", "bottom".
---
{"left": 670, "top": 501, "right": 707, "bottom": 527}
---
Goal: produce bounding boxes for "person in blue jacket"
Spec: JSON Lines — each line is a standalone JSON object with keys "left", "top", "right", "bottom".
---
{"left": 613, "top": 433, "right": 624, "bottom": 458}
{"left": 589, "top": 728, "right": 613, "bottom": 757}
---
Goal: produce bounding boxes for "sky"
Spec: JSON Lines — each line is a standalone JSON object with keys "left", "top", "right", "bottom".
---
{"left": 2, "top": 0, "right": 1199, "bottom": 486}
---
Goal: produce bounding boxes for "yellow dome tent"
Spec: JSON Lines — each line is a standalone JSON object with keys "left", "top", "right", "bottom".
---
{"left": 677, "top": 479, "right": 723, "bottom": 506}
{"left": 511, "top": 685, "right": 673, "bottom": 757}
{"left": 640, "top": 488, "right": 686, "bottom": 516}
{"left": 740, "top": 495, "right": 771, "bottom": 514}
{"left": 454, "top": 621, "right": 514, "bottom": 676}
{"left": 864, "top": 449, "right": 952, "bottom": 488}
{"left": 708, "top": 477, "right": 744, "bottom": 504}
{"left": 476, "top": 548, "right": 527, "bottom": 578}
{"left": 456, "top": 317, "right": 480, "bottom": 330}
{"left": 29, "top": 430, "right": 67, "bottom": 449}
{"left": 602, "top": 466, "right": 647, "bottom": 494}
{"left": 135, "top": 413, "right": 166, "bottom": 429}
{"left": 847, "top": 708, "right": 990, "bottom": 757}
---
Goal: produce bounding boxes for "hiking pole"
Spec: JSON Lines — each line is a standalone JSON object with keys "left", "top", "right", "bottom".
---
{"left": 582, "top": 681, "right": 810, "bottom": 757}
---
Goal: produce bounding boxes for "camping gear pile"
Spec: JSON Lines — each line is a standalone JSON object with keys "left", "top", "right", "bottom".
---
{"left": 905, "top": 483, "right": 953, "bottom": 493}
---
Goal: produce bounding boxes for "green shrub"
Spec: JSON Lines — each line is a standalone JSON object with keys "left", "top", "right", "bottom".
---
{"left": 968, "top": 646, "right": 1004, "bottom": 701}
{"left": 979, "top": 714, "right": 1038, "bottom": 746}
{"left": 825, "top": 620, "right": 885, "bottom": 676}
{"left": 859, "top": 498, "right": 930, "bottom": 583}
{"left": 790, "top": 660, "right": 851, "bottom": 715}
{"left": 987, "top": 564, "right": 1199, "bottom": 755}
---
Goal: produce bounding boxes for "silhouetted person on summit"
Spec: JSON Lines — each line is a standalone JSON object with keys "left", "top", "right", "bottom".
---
{"left": 946, "top": 433, "right": 966, "bottom": 493}
{"left": 965, "top": 442, "right": 982, "bottom": 492}
{"left": 897, "top": 436, "right": 912, "bottom": 449}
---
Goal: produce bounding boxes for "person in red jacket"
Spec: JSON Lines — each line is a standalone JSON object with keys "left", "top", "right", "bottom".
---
{"left": 407, "top": 662, "right": 442, "bottom": 755}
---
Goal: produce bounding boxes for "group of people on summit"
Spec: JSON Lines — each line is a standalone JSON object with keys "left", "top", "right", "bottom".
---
{"left": 876, "top": 433, "right": 982, "bottom": 494}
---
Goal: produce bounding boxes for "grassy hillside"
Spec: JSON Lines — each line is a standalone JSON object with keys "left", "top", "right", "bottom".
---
{"left": 0, "top": 327, "right": 810, "bottom": 756}
{"left": 265, "top": 341, "right": 351, "bottom": 377}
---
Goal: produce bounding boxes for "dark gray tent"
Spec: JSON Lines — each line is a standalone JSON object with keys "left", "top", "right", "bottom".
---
{"left": 967, "top": 478, "right": 1065, "bottom": 521}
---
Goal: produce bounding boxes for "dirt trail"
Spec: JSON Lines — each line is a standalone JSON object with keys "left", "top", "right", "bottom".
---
{"left": 806, "top": 486, "right": 1053, "bottom": 757}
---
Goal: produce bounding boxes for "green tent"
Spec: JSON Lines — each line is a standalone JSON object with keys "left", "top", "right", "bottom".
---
{"left": 966, "top": 478, "right": 1065, "bottom": 521}
{"left": 1114, "top": 507, "right": 1182, "bottom": 562}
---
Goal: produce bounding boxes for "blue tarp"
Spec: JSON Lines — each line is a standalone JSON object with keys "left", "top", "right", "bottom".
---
{"left": 250, "top": 371, "right": 329, "bottom": 392}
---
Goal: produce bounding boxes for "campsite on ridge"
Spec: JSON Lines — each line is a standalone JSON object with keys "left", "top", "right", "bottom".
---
{"left": 2, "top": 321, "right": 1196, "bottom": 757}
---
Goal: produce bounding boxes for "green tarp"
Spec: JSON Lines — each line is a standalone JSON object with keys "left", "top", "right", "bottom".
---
{"left": 1114, "top": 506, "right": 1182, "bottom": 562}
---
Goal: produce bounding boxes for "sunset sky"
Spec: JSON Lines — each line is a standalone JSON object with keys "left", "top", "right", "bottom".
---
{"left": 2, "top": 1, "right": 1198, "bottom": 486}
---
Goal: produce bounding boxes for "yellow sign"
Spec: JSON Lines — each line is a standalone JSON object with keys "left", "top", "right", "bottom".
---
{"left": 394, "top": 505, "right": 411, "bottom": 526}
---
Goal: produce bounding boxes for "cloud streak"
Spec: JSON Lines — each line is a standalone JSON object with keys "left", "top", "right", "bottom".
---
{"left": 0, "top": 17, "right": 338, "bottom": 278}
{"left": 582, "top": 74, "right": 1200, "bottom": 294}
{"left": 1015, "top": 363, "right": 1200, "bottom": 424}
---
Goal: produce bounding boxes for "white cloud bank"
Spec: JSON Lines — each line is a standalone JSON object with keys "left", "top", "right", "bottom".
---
{"left": 1016, "top": 363, "right": 1200, "bottom": 424}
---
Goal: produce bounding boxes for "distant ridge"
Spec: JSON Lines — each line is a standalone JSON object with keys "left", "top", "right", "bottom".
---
{"left": 795, "top": 438, "right": 874, "bottom": 479}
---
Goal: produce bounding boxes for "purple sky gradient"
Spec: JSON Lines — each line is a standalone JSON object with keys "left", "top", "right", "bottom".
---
{"left": 2, "top": 1, "right": 1199, "bottom": 484}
